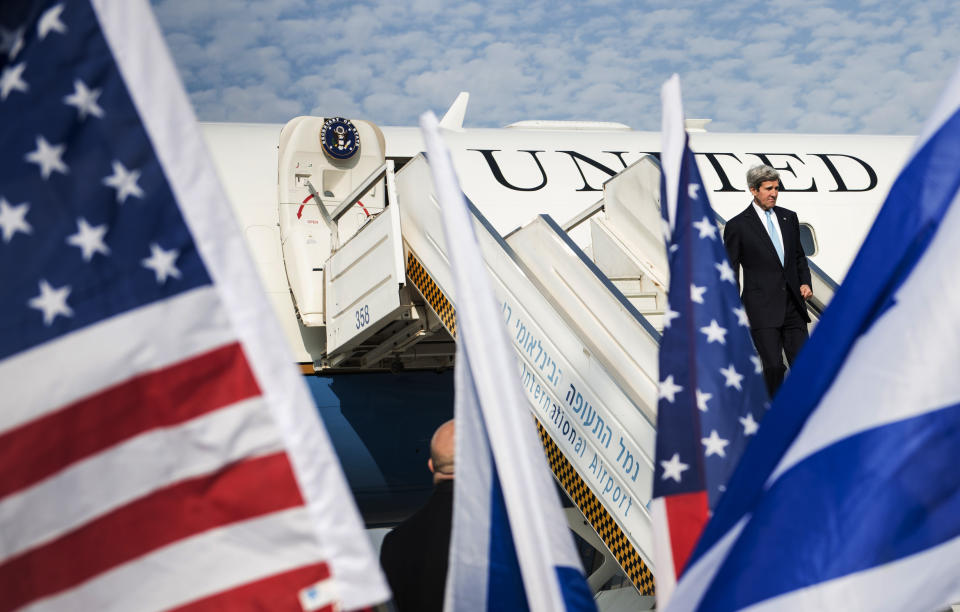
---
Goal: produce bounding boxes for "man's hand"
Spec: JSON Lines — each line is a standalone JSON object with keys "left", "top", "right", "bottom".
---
{"left": 800, "top": 284, "right": 813, "bottom": 300}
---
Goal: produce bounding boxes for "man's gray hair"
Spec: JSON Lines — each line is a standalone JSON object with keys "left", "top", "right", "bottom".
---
{"left": 746, "top": 164, "right": 780, "bottom": 191}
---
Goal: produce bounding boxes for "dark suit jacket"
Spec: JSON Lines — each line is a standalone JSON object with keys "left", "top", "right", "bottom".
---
{"left": 379, "top": 480, "right": 453, "bottom": 612}
{"left": 723, "top": 203, "right": 811, "bottom": 328}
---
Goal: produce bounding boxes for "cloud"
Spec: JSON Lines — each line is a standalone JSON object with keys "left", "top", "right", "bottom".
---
{"left": 151, "top": 0, "right": 960, "bottom": 135}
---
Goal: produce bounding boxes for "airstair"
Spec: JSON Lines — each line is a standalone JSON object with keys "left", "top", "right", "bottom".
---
{"left": 273, "top": 116, "right": 837, "bottom": 604}
{"left": 396, "top": 154, "right": 661, "bottom": 597}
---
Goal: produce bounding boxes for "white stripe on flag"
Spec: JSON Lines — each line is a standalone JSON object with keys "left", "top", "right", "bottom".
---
{"left": 660, "top": 74, "right": 685, "bottom": 232}
{"left": 916, "top": 66, "right": 960, "bottom": 153}
{"left": 91, "top": 1, "right": 389, "bottom": 607}
{"left": 21, "top": 507, "right": 326, "bottom": 612}
{"left": 653, "top": 75, "right": 685, "bottom": 604}
{"left": 0, "top": 287, "right": 233, "bottom": 432}
{"left": 0, "top": 397, "right": 280, "bottom": 560}
{"left": 649, "top": 498, "right": 676, "bottom": 602}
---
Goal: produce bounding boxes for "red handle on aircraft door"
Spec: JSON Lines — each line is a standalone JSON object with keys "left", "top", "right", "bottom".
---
{"left": 298, "top": 194, "right": 370, "bottom": 219}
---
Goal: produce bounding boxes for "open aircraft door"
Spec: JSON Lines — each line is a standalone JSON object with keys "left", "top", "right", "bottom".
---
{"left": 278, "top": 116, "right": 437, "bottom": 369}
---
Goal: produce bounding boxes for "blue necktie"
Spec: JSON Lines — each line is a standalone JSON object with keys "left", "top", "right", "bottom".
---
{"left": 765, "top": 210, "right": 784, "bottom": 266}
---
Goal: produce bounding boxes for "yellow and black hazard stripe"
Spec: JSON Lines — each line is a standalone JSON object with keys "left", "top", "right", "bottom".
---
{"left": 537, "top": 421, "right": 655, "bottom": 595}
{"left": 406, "top": 251, "right": 457, "bottom": 337}
{"left": 406, "top": 249, "right": 655, "bottom": 596}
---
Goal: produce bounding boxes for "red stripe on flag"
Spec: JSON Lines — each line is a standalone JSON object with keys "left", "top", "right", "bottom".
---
{"left": 168, "top": 562, "right": 333, "bottom": 612}
{"left": 665, "top": 491, "right": 709, "bottom": 576}
{"left": 0, "top": 452, "right": 303, "bottom": 611}
{"left": 0, "top": 342, "right": 260, "bottom": 498}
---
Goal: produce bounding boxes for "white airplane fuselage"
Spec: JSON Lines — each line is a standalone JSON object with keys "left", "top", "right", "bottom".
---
{"left": 203, "top": 121, "right": 912, "bottom": 285}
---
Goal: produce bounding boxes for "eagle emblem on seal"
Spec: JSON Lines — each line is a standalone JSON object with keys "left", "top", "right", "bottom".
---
{"left": 320, "top": 117, "right": 360, "bottom": 160}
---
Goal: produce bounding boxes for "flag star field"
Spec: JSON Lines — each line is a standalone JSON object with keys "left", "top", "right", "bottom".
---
{"left": 0, "top": 1, "right": 209, "bottom": 361}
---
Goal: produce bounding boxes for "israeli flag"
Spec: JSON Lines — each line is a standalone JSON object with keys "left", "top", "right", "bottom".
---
{"left": 668, "top": 65, "right": 960, "bottom": 611}
{"left": 419, "top": 112, "right": 595, "bottom": 612}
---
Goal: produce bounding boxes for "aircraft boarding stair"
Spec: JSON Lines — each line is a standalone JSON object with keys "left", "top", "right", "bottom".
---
{"left": 576, "top": 157, "right": 670, "bottom": 331}
{"left": 393, "top": 155, "right": 660, "bottom": 600}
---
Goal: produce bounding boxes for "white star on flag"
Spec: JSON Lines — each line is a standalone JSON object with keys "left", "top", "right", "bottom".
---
{"left": 701, "top": 430, "right": 731, "bottom": 458}
{"left": 67, "top": 218, "right": 110, "bottom": 261}
{"left": 0, "top": 25, "right": 25, "bottom": 59}
{"left": 720, "top": 363, "right": 744, "bottom": 390}
{"left": 1, "top": 62, "right": 28, "bottom": 101}
{"left": 103, "top": 160, "right": 144, "bottom": 203}
{"left": 663, "top": 304, "right": 680, "bottom": 329}
{"left": 715, "top": 259, "right": 736, "bottom": 284}
{"left": 28, "top": 279, "right": 73, "bottom": 325}
{"left": 142, "top": 243, "right": 181, "bottom": 283}
{"left": 691, "top": 283, "right": 707, "bottom": 304}
{"left": 696, "top": 389, "right": 712, "bottom": 412}
{"left": 38, "top": 4, "right": 68, "bottom": 40}
{"left": 733, "top": 306, "right": 750, "bottom": 327}
{"left": 750, "top": 355, "right": 763, "bottom": 374}
{"left": 692, "top": 216, "right": 717, "bottom": 239}
{"left": 739, "top": 412, "right": 759, "bottom": 436}
{"left": 0, "top": 198, "right": 32, "bottom": 242}
{"left": 64, "top": 79, "right": 104, "bottom": 120}
{"left": 659, "top": 375, "right": 684, "bottom": 403}
{"left": 661, "top": 453, "right": 690, "bottom": 483}
{"left": 25, "top": 136, "right": 69, "bottom": 180}
{"left": 0, "top": 62, "right": 30, "bottom": 101}
{"left": 688, "top": 183, "right": 700, "bottom": 200}
{"left": 700, "top": 319, "right": 728, "bottom": 344}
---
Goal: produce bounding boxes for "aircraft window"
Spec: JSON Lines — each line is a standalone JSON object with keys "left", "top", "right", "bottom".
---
{"left": 799, "top": 223, "right": 817, "bottom": 257}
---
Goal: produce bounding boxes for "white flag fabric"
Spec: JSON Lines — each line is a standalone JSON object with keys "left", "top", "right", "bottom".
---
{"left": 418, "top": 111, "right": 595, "bottom": 612}
{"left": 0, "top": 1, "right": 388, "bottom": 610}
{"left": 667, "top": 63, "right": 960, "bottom": 612}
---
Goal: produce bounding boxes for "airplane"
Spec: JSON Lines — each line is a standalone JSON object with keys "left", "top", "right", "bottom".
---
{"left": 198, "top": 93, "right": 914, "bottom": 594}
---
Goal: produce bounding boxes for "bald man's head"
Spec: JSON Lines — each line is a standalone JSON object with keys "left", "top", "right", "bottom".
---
{"left": 428, "top": 419, "right": 455, "bottom": 483}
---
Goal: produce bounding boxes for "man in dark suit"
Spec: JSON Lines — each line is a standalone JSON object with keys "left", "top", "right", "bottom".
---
{"left": 379, "top": 419, "right": 455, "bottom": 612}
{"left": 723, "top": 165, "right": 812, "bottom": 396}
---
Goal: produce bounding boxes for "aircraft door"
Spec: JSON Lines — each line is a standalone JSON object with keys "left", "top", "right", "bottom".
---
{"left": 277, "top": 116, "right": 388, "bottom": 327}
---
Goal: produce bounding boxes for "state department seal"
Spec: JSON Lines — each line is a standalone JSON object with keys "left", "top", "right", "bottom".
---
{"left": 320, "top": 117, "right": 360, "bottom": 160}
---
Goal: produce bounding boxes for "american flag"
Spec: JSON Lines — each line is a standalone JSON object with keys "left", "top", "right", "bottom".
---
{"left": 0, "top": 1, "right": 387, "bottom": 611}
{"left": 649, "top": 75, "right": 769, "bottom": 606}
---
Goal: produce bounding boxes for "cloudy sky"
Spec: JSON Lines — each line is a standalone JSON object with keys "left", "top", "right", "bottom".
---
{"left": 150, "top": 0, "right": 959, "bottom": 134}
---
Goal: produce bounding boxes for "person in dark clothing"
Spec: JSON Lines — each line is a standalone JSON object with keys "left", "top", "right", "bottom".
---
{"left": 380, "top": 419, "right": 455, "bottom": 612}
{"left": 724, "top": 164, "right": 812, "bottom": 397}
